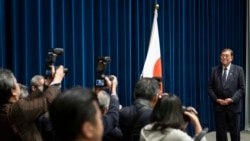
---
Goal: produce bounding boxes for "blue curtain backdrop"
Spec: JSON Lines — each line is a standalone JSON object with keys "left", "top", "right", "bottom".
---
{"left": 0, "top": 0, "right": 246, "bottom": 131}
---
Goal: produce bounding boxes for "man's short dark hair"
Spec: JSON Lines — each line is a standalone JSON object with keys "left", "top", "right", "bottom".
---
{"left": 49, "top": 86, "right": 98, "bottom": 141}
{"left": 0, "top": 68, "right": 16, "bottom": 104}
{"left": 134, "top": 78, "right": 160, "bottom": 100}
{"left": 221, "top": 48, "right": 234, "bottom": 56}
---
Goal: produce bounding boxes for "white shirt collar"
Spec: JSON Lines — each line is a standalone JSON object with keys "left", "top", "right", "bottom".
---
{"left": 223, "top": 63, "right": 231, "bottom": 70}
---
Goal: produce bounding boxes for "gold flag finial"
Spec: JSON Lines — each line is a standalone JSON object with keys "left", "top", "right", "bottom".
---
{"left": 155, "top": 4, "right": 159, "bottom": 10}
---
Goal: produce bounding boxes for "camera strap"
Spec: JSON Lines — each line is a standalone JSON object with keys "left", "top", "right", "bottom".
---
{"left": 194, "top": 127, "right": 209, "bottom": 141}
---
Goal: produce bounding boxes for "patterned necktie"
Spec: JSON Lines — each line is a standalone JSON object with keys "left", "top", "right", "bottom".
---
{"left": 222, "top": 68, "right": 227, "bottom": 84}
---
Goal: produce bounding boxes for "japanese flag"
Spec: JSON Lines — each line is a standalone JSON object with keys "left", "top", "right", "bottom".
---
{"left": 141, "top": 5, "right": 163, "bottom": 92}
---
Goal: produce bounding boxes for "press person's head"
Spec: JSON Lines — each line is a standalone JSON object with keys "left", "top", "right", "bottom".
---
{"left": 19, "top": 83, "right": 29, "bottom": 99}
{"left": 133, "top": 78, "right": 160, "bottom": 108}
{"left": 0, "top": 68, "right": 21, "bottom": 105}
{"left": 49, "top": 87, "right": 103, "bottom": 141}
{"left": 150, "top": 94, "right": 186, "bottom": 132}
{"left": 97, "top": 90, "right": 110, "bottom": 115}
{"left": 30, "top": 75, "right": 45, "bottom": 92}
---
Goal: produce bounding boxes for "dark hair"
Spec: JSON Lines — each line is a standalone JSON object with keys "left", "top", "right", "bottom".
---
{"left": 134, "top": 78, "right": 160, "bottom": 100}
{"left": 49, "top": 86, "right": 98, "bottom": 141}
{"left": 150, "top": 94, "right": 185, "bottom": 132}
{"left": 0, "top": 68, "right": 16, "bottom": 105}
{"left": 221, "top": 48, "right": 234, "bottom": 56}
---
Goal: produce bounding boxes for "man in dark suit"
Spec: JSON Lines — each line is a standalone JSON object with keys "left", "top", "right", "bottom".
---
{"left": 208, "top": 48, "right": 245, "bottom": 141}
{"left": 95, "top": 75, "right": 122, "bottom": 141}
{"left": 119, "top": 78, "right": 160, "bottom": 141}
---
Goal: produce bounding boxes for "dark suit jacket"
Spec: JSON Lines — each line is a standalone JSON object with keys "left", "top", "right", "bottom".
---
{"left": 0, "top": 85, "right": 60, "bottom": 141}
{"left": 119, "top": 99, "right": 152, "bottom": 141}
{"left": 208, "top": 64, "right": 245, "bottom": 113}
{"left": 102, "top": 94, "right": 120, "bottom": 135}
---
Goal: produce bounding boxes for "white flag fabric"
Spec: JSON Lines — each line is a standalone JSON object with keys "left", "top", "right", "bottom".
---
{"left": 141, "top": 8, "right": 162, "bottom": 79}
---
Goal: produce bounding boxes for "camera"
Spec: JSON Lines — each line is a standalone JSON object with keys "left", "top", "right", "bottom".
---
{"left": 44, "top": 48, "right": 68, "bottom": 78}
{"left": 95, "top": 56, "right": 111, "bottom": 87}
{"left": 183, "top": 107, "right": 197, "bottom": 122}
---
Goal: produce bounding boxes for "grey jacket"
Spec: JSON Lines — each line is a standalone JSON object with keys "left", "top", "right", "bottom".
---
{"left": 140, "top": 123, "right": 206, "bottom": 141}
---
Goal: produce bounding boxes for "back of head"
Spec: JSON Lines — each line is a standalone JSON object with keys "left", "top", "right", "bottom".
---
{"left": 134, "top": 78, "right": 160, "bottom": 101}
{"left": 150, "top": 94, "right": 185, "bottom": 131}
{"left": 97, "top": 90, "right": 110, "bottom": 115}
{"left": 49, "top": 86, "right": 98, "bottom": 141}
{"left": 0, "top": 68, "right": 16, "bottom": 105}
{"left": 30, "top": 75, "right": 44, "bottom": 86}
{"left": 19, "top": 83, "right": 29, "bottom": 99}
{"left": 30, "top": 75, "right": 45, "bottom": 91}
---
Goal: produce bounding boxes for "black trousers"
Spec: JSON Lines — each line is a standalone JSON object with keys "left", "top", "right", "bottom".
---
{"left": 215, "top": 109, "right": 240, "bottom": 141}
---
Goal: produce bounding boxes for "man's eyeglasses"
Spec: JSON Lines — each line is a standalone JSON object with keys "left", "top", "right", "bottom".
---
{"left": 220, "top": 54, "right": 231, "bottom": 58}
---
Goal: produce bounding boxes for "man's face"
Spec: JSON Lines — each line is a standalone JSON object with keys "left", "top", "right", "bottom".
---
{"left": 220, "top": 50, "right": 233, "bottom": 67}
{"left": 92, "top": 101, "right": 104, "bottom": 141}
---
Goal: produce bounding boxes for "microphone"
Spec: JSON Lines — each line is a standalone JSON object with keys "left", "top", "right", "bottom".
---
{"left": 49, "top": 48, "right": 64, "bottom": 56}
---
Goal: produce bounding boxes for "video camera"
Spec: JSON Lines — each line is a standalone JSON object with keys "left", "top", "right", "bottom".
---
{"left": 95, "top": 56, "right": 112, "bottom": 87}
{"left": 44, "top": 48, "right": 68, "bottom": 78}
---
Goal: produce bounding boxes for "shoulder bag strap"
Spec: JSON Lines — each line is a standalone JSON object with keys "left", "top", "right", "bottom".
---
{"left": 194, "top": 127, "right": 209, "bottom": 141}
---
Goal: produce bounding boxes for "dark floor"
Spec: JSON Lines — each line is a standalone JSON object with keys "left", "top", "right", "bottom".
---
{"left": 205, "top": 131, "right": 250, "bottom": 141}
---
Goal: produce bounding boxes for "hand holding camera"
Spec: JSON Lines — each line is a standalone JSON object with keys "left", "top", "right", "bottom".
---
{"left": 183, "top": 106, "right": 200, "bottom": 126}
{"left": 43, "top": 48, "right": 67, "bottom": 86}
{"left": 184, "top": 108, "right": 205, "bottom": 138}
{"left": 95, "top": 75, "right": 117, "bottom": 94}
{"left": 44, "top": 48, "right": 68, "bottom": 78}
{"left": 52, "top": 65, "right": 66, "bottom": 83}
{"left": 183, "top": 106, "right": 198, "bottom": 122}
{"left": 95, "top": 56, "right": 111, "bottom": 87}
{"left": 44, "top": 65, "right": 66, "bottom": 86}
{"left": 105, "top": 75, "right": 118, "bottom": 94}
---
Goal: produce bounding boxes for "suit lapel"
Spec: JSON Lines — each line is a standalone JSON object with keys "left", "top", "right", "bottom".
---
{"left": 217, "top": 66, "right": 223, "bottom": 86}
{"left": 226, "top": 64, "right": 235, "bottom": 83}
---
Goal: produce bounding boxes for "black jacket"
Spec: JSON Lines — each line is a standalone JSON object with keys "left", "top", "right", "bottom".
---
{"left": 102, "top": 94, "right": 121, "bottom": 136}
{"left": 119, "top": 99, "right": 152, "bottom": 141}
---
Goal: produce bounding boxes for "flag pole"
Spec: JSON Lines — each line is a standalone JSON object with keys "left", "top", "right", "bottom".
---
{"left": 140, "top": 3, "right": 163, "bottom": 93}
{"left": 154, "top": 4, "right": 163, "bottom": 93}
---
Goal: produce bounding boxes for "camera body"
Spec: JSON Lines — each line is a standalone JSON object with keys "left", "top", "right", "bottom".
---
{"left": 95, "top": 56, "right": 111, "bottom": 87}
{"left": 44, "top": 48, "right": 68, "bottom": 78}
{"left": 183, "top": 107, "right": 197, "bottom": 122}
